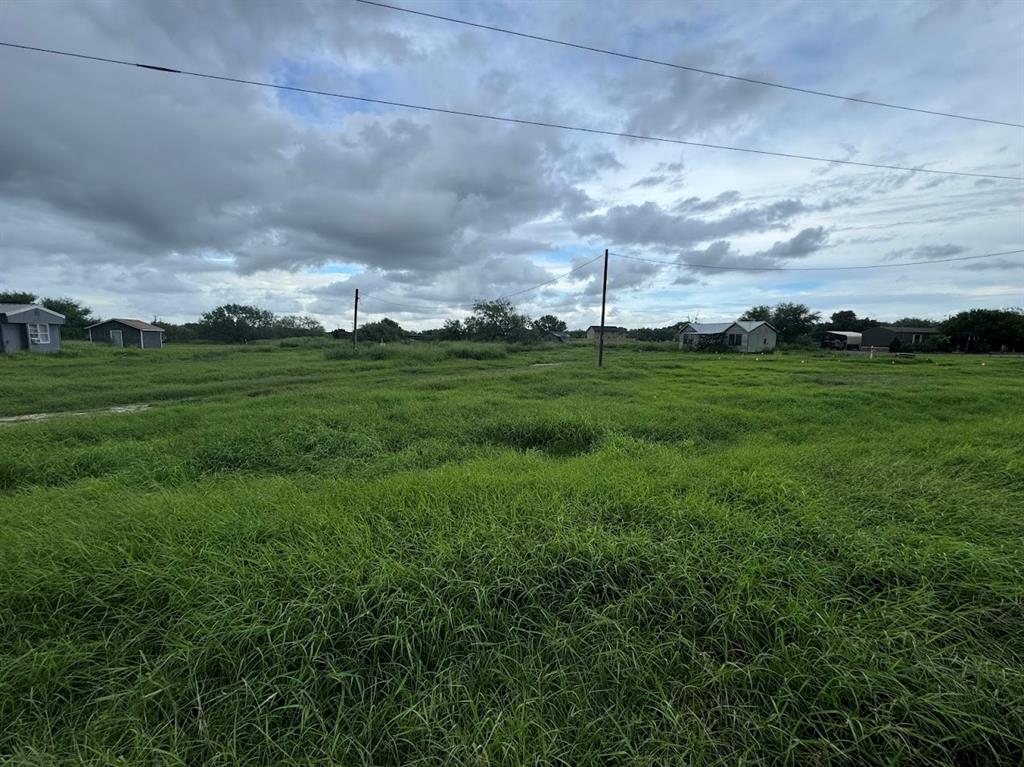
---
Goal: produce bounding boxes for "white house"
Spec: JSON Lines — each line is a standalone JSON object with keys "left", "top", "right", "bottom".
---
{"left": 678, "top": 320, "right": 777, "bottom": 353}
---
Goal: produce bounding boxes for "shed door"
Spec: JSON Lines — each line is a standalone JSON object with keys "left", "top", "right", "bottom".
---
{"left": 110, "top": 329, "right": 123, "bottom": 348}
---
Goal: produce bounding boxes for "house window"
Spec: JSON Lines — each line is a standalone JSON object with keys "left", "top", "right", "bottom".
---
{"left": 728, "top": 333, "right": 742, "bottom": 346}
{"left": 912, "top": 333, "right": 922, "bottom": 345}
{"left": 27, "top": 324, "right": 50, "bottom": 345}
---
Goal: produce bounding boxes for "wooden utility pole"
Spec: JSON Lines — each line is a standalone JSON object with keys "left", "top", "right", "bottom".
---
{"left": 598, "top": 248, "right": 609, "bottom": 367}
{"left": 352, "top": 288, "right": 359, "bottom": 346}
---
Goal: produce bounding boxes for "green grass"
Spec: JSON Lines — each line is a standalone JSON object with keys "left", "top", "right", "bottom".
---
{"left": 1, "top": 341, "right": 1022, "bottom": 765}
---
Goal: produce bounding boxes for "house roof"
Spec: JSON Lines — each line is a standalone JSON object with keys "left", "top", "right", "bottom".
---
{"left": 0, "top": 303, "right": 67, "bottom": 322}
{"left": 586, "top": 325, "right": 627, "bottom": 332}
{"left": 682, "top": 322, "right": 733, "bottom": 335}
{"left": 86, "top": 318, "right": 165, "bottom": 332}
{"left": 879, "top": 326, "right": 939, "bottom": 334}
{"left": 733, "top": 320, "right": 776, "bottom": 333}
{"left": 681, "top": 320, "right": 777, "bottom": 335}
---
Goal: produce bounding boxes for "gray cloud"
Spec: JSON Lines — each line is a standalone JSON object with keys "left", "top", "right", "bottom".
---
{"left": 574, "top": 198, "right": 808, "bottom": 249}
{"left": 0, "top": 0, "right": 1020, "bottom": 328}
{"left": 960, "top": 258, "right": 1024, "bottom": 271}
{"left": 630, "top": 175, "right": 668, "bottom": 189}
{"left": 884, "top": 244, "right": 967, "bottom": 262}
{"left": 674, "top": 190, "right": 742, "bottom": 213}
{"left": 676, "top": 227, "right": 829, "bottom": 274}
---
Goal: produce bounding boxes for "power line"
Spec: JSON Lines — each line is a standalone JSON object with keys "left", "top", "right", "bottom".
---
{"left": 610, "top": 248, "right": 1024, "bottom": 271}
{"left": 355, "top": 0, "right": 1024, "bottom": 130}
{"left": 360, "top": 253, "right": 605, "bottom": 313}
{"left": 2, "top": 41, "right": 1020, "bottom": 181}
{"left": 496, "top": 253, "right": 604, "bottom": 300}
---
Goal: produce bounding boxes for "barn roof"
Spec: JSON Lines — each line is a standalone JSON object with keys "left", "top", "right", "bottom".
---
{"left": 681, "top": 320, "right": 777, "bottom": 335}
{"left": 682, "top": 322, "right": 733, "bottom": 335}
{"left": 0, "top": 303, "right": 67, "bottom": 322}
{"left": 879, "top": 325, "right": 939, "bottom": 334}
{"left": 826, "top": 331, "right": 862, "bottom": 341}
{"left": 87, "top": 318, "right": 165, "bottom": 332}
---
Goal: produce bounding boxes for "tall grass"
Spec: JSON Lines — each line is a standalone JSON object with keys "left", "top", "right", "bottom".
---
{"left": 1, "top": 344, "right": 1022, "bottom": 764}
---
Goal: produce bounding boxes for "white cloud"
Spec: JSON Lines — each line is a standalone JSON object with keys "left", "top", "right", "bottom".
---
{"left": 0, "top": 0, "right": 1021, "bottom": 329}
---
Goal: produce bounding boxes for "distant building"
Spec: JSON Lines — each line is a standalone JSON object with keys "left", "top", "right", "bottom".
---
{"left": 678, "top": 320, "right": 777, "bottom": 353}
{"left": 0, "top": 303, "right": 66, "bottom": 354}
{"left": 586, "top": 325, "right": 628, "bottom": 341}
{"left": 861, "top": 326, "right": 939, "bottom": 350}
{"left": 820, "top": 331, "right": 862, "bottom": 350}
{"left": 87, "top": 319, "right": 165, "bottom": 349}
{"left": 544, "top": 331, "right": 570, "bottom": 343}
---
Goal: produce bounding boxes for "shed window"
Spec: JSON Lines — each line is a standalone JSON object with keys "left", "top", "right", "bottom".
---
{"left": 27, "top": 324, "right": 50, "bottom": 344}
{"left": 728, "top": 333, "right": 742, "bottom": 346}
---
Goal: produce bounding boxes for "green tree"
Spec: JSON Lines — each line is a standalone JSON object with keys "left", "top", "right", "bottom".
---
{"left": 39, "top": 297, "right": 97, "bottom": 340}
{"left": 198, "top": 304, "right": 275, "bottom": 343}
{"left": 631, "top": 323, "right": 683, "bottom": 341}
{"left": 438, "top": 318, "right": 466, "bottom": 340}
{"left": 158, "top": 321, "right": 201, "bottom": 343}
{"left": 358, "top": 317, "right": 406, "bottom": 342}
{"left": 0, "top": 291, "right": 38, "bottom": 304}
{"left": 941, "top": 308, "right": 1024, "bottom": 352}
{"left": 739, "top": 305, "right": 772, "bottom": 322}
{"left": 827, "top": 310, "right": 879, "bottom": 333}
{"left": 532, "top": 314, "right": 567, "bottom": 333}
{"left": 892, "top": 317, "right": 938, "bottom": 327}
{"left": 770, "top": 303, "right": 821, "bottom": 343}
{"left": 272, "top": 315, "right": 325, "bottom": 338}
{"left": 829, "top": 310, "right": 858, "bottom": 328}
{"left": 464, "top": 299, "right": 535, "bottom": 342}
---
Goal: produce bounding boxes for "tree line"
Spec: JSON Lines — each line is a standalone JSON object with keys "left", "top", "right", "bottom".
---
{"left": 3, "top": 289, "right": 1021, "bottom": 351}
{"left": 733, "top": 302, "right": 1024, "bottom": 352}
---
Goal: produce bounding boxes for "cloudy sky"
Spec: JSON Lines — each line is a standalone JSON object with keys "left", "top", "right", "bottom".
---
{"left": 1, "top": 0, "right": 1022, "bottom": 330}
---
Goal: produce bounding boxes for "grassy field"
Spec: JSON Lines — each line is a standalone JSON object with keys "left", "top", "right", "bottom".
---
{"left": 1, "top": 341, "right": 1022, "bottom": 765}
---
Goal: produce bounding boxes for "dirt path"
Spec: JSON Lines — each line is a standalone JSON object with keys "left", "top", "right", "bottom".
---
{"left": 0, "top": 403, "right": 151, "bottom": 424}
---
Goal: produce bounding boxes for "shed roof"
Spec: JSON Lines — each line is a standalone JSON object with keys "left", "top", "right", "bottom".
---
{"left": 681, "top": 320, "right": 777, "bottom": 335}
{"left": 879, "top": 325, "right": 939, "bottom": 334}
{"left": 87, "top": 318, "right": 165, "bottom": 332}
{"left": 733, "top": 320, "right": 776, "bottom": 333}
{"left": 682, "top": 322, "right": 733, "bottom": 335}
{"left": 586, "top": 325, "right": 627, "bottom": 332}
{"left": 0, "top": 303, "right": 67, "bottom": 322}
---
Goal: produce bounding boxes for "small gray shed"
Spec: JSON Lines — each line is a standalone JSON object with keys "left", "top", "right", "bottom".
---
{"left": 0, "top": 303, "right": 66, "bottom": 353}
{"left": 87, "top": 319, "right": 166, "bottom": 349}
{"left": 586, "top": 325, "right": 628, "bottom": 340}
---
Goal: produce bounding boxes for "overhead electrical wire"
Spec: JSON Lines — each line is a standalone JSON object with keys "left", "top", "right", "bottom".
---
{"left": 495, "top": 253, "right": 605, "bottom": 300}
{"left": 610, "top": 248, "right": 1024, "bottom": 271}
{"left": 355, "top": 0, "right": 1024, "bottom": 130}
{"left": 1, "top": 41, "right": 1021, "bottom": 181}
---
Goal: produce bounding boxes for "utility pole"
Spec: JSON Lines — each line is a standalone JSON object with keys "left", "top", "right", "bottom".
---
{"left": 598, "top": 248, "right": 609, "bottom": 368}
{"left": 352, "top": 288, "right": 359, "bottom": 346}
